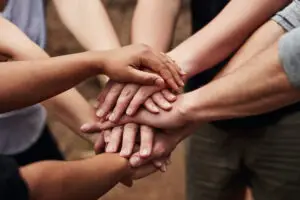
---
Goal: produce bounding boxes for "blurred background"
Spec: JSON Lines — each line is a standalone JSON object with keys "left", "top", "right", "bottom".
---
{"left": 46, "top": 0, "right": 191, "bottom": 200}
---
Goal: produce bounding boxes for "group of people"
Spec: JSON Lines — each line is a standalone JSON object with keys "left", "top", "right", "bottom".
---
{"left": 1, "top": 0, "right": 300, "bottom": 200}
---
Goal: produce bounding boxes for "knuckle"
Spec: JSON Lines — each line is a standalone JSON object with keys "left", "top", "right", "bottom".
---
{"left": 160, "top": 68, "right": 172, "bottom": 79}
{"left": 122, "top": 88, "right": 134, "bottom": 98}
{"left": 125, "top": 123, "right": 136, "bottom": 130}
{"left": 154, "top": 144, "right": 167, "bottom": 157}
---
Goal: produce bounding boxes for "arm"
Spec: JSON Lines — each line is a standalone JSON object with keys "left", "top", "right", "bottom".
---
{"left": 90, "top": 21, "right": 300, "bottom": 130}
{"left": 168, "top": 0, "right": 291, "bottom": 79}
{"left": 43, "top": 89, "right": 97, "bottom": 138}
{"left": 131, "top": 0, "right": 181, "bottom": 52}
{"left": 0, "top": 15, "right": 98, "bottom": 137}
{"left": 20, "top": 154, "right": 130, "bottom": 200}
{"left": 183, "top": 37, "right": 300, "bottom": 122}
{"left": 52, "top": 0, "right": 120, "bottom": 51}
{"left": 0, "top": 53, "right": 104, "bottom": 112}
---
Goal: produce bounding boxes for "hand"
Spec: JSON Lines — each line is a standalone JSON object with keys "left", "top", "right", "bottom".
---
{"left": 99, "top": 44, "right": 185, "bottom": 89}
{"left": 93, "top": 123, "right": 170, "bottom": 173}
{"left": 125, "top": 125, "right": 197, "bottom": 181}
{"left": 96, "top": 80, "right": 177, "bottom": 121}
{"left": 20, "top": 154, "right": 131, "bottom": 200}
{"left": 82, "top": 94, "right": 190, "bottom": 132}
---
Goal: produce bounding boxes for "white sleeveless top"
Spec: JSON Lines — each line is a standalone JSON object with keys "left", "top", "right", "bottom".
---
{"left": 0, "top": 0, "right": 47, "bottom": 155}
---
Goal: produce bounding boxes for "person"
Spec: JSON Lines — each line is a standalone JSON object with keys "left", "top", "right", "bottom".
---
{"left": 0, "top": 0, "right": 183, "bottom": 167}
{"left": 0, "top": 14, "right": 183, "bottom": 200}
{"left": 82, "top": 0, "right": 300, "bottom": 200}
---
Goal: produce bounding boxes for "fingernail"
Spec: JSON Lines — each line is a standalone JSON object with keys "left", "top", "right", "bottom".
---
{"left": 169, "top": 93, "right": 176, "bottom": 99}
{"left": 109, "top": 113, "right": 116, "bottom": 122}
{"left": 166, "top": 159, "right": 172, "bottom": 165}
{"left": 154, "top": 161, "right": 162, "bottom": 168}
{"left": 106, "top": 145, "right": 114, "bottom": 153}
{"left": 130, "top": 157, "right": 141, "bottom": 167}
{"left": 160, "top": 164, "right": 167, "bottom": 172}
{"left": 155, "top": 78, "right": 165, "bottom": 86}
{"left": 80, "top": 124, "right": 91, "bottom": 132}
{"left": 180, "top": 69, "right": 187, "bottom": 75}
{"left": 120, "top": 149, "right": 129, "bottom": 157}
{"left": 94, "top": 101, "right": 100, "bottom": 109}
{"left": 140, "top": 149, "right": 149, "bottom": 157}
{"left": 180, "top": 80, "right": 185, "bottom": 87}
{"left": 164, "top": 102, "right": 172, "bottom": 108}
{"left": 152, "top": 106, "right": 159, "bottom": 113}
{"left": 96, "top": 109, "right": 105, "bottom": 117}
{"left": 126, "top": 108, "right": 134, "bottom": 116}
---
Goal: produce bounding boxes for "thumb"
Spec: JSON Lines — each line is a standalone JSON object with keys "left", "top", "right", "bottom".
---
{"left": 127, "top": 68, "right": 165, "bottom": 87}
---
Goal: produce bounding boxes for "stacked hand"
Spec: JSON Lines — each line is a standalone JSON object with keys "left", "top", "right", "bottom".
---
{"left": 81, "top": 51, "right": 198, "bottom": 183}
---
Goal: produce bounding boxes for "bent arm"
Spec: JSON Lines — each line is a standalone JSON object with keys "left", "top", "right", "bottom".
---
{"left": 169, "top": 0, "right": 291, "bottom": 79}
{"left": 21, "top": 154, "right": 130, "bottom": 200}
{"left": 0, "top": 53, "right": 102, "bottom": 113}
{"left": 131, "top": 0, "right": 181, "bottom": 52}
{"left": 184, "top": 40, "right": 300, "bottom": 123}
{"left": 53, "top": 0, "right": 120, "bottom": 50}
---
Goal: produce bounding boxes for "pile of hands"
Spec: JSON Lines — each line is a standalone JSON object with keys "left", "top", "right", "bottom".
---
{"left": 81, "top": 51, "right": 198, "bottom": 186}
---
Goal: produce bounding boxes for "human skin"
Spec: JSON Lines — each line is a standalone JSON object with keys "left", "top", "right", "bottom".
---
{"left": 82, "top": 19, "right": 300, "bottom": 176}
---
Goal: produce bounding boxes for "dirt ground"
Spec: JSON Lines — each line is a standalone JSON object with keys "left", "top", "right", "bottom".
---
{"left": 46, "top": 1, "right": 190, "bottom": 200}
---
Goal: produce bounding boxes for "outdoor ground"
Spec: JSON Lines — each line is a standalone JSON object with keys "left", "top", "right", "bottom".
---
{"left": 46, "top": 1, "right": 190, "bottom": 200}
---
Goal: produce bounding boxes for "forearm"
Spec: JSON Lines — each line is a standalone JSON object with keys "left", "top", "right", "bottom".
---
{"left": 21, "top": 154, "right": 130, "bottom": 200}
{"left": 0, "top": 52, "right": 102, "bottom": 113}
{"left": 53, "top": 0, "right": 120, "bottom": 50}
{"left": 183, "top": 42, "right": 300, "bottom": 123}
{"left": 42, "top": 89, "right": 96, "bottom": 136}
{"left": 169, "top": 0, "right": 291, "bottom": 79}
{"left": 131, "top": 0, "right": 181, "bottom": 52}
{"left": 0, "top": 16, "right": 48, "bottom": 60}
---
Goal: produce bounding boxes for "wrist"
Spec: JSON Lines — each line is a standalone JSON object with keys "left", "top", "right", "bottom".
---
{"left": 177, "top": 94, "right": 196, "bottom": 124}
{"left": 167, "top": 51, "right": 195, "bottom": 81}
{"left": 83, "top": 51, "right": 107, "bottom": 75}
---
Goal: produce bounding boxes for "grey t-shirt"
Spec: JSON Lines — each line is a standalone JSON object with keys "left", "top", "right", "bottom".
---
{"left": 0, "top": 0, "right": 47, "bottom": 155}
{"left": 272, "top": 0, "right": 300, "bottom": 88}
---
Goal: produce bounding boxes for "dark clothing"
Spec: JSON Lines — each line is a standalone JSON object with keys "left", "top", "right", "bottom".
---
{"left": 0, "top": 127, "right": 63, "bottom": 200}
{"left": 11, "top": 126, "right": 64, "bottom": 166}
{"left": 188, "top": 0, "right": 300, "bottom": 129}
{"left": 187, "top": 1, "right": 300, "bottom": 200}
{"left": 187, "top": 113, "right": 300, "bottom": 200}
{"left": 0, "top": 155, "right": 29, "bottom": 200}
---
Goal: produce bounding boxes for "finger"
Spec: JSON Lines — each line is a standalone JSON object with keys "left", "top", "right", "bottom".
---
{"left": 126, "top": 67, "right": 165, "bottom": 87}
{"left": 96, "top": 83, "right": 124, "bottom": 118}
{"left": 161, "top": 89, "right": 177, "bottom": 102}
{"left": 152, "top": 92, "right": 172, "bottom": 110}
{"left": 153, "top": 157, "right": 169, "bottom": 172}
{"left": 106, "top": 126, "right": 123, "bottom": 153}
{"left": 81, "top": 122, "right": 103, "bottom": 134}
{"left": 139, "top": 125, "right": 154, "bottom": 158}
{"left": 160, "top": 52, "right": 184, "bottom": 88}
{"left": 144, "top": 98, "right": 160, "bottom": 113}
{"left": 94, "top": 133, "right": 106, "bottom": 154}
{"left": 138, "top": 50, "right": 180, "bottom": 91}
{"left": 164, "top": 53, "right": 186, "bottom": 78}
{"left": 98, "top": 109, "right": 159, "bottom": 130}
{"left": 96, "top": 80, "right": 114, "bottom": 108}
{"left": 120, "top": 123, "right": 138, "bottom": 158}
{"left": 164, "top": 54, "right": 186, "bottom": 81}
{"left": 131, "top": 164, "right": 158, "bottom": 180}
{"left": 104, "top": 130, "right": 112, "bottom": 143}
{"left": 109, "top": 84, "right": 139, "bottom": 122}
{"left": 126, "top": 86, "right": 161, "bottom": 116}
{"left": 157, "top": 53, "right": 181, "bottom": 91}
